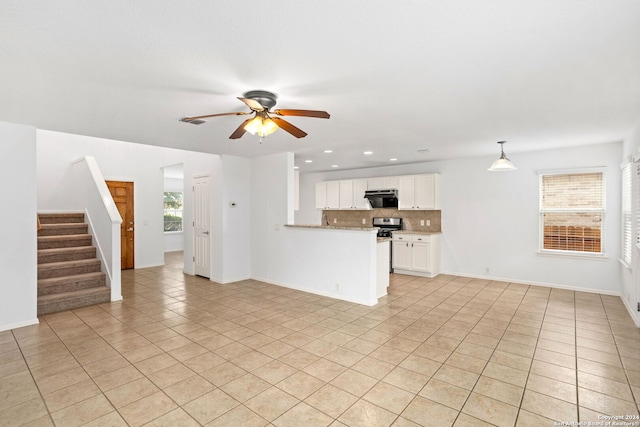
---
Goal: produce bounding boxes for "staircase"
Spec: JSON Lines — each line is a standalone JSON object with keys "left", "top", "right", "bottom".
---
{"left": 37, "top": 213, "right": 110, "bottom": 315}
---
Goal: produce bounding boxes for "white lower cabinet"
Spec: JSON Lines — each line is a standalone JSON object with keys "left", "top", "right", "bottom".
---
{"left": 392, "top": 233, "right": 440, "bottom": 277}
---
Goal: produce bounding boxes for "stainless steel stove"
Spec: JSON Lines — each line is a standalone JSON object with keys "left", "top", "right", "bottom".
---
{"left": 373, "top": 217, "right": 402, "bottom": 273}
{"left": 373, "top": 217, "right": 403, "bottom": 238}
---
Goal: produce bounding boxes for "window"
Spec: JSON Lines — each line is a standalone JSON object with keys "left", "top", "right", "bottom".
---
{"left": 539, "top": 170, "right": 604, "bottom": 255}
{"left": 164, "top": 192, "right": 183, "bottom": 232}
{"left": 621, "top": 163, "right": 632, "bottom": 266}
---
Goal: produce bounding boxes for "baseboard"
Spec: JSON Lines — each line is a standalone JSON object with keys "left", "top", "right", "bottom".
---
{"left": 251, "top": 275, "right": 379, "bottom": 306}
{"left": 436, "top": 271, "right": 639, "bottom": 328}
{"left": 134, "top": 263, "right": 165, "bottom": 269}
{"left": 0, "top": 318, "right": 39, "bottom": 332}
{"left": 440, "top": 270, "right": 621, "bottom": 296}
{"left": 393, "top": 269, "right": 438, "bottom": 278}
{"left": 216, "top": 276, "right": 252, "bottom": 285}
{"left": 620, "top": 295, "right": 640, "bottom": 328}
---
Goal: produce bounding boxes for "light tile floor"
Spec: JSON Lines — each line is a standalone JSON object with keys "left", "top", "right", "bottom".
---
{"left": 1, "top": 251, "right": 639, "bottom": 426}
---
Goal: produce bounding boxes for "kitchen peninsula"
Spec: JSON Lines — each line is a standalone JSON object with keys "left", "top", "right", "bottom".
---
{"left": 283, "top": 224, "right": 389, "bottom": 305}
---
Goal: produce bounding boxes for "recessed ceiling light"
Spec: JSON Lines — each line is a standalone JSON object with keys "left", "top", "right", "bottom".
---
{"left": 331, "top": 165, "right": 338, "bottom": 168}
{"left": 364, "top": 151, "right": 373, "bottom": 155}
{"left": 324, "top": 150, "right": 333, "bottom": 153}
{"left": 305, "top": 160, "right": 313, "bottom": 163}
{"left": 293, "top": 166, "right": 299, "bottom": 170}
{"left": 389, "top": 158, "right": 397, "bottom": 161}
{"left": 417, "top": 148, "right": 432, "bottom": 153}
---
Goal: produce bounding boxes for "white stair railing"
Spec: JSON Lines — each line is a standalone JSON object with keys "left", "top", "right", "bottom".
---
{"left": 71, "top": 156, "right": 122, "bottom": 301}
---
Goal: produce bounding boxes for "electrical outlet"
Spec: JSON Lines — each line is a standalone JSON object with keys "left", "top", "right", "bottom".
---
{"left": 333, "top": 218, "right": 337, "bottom": 223}
{"left": 362, "top": 218, "right": 366, "bottom": 225}
{"left": 335, "top": 283, "right": 340, "bottom": 291}
{"left": 485, "top": 267, "right": 490, "bottom": 273}
{"left": 420, "top": 220, "right": 425, "bottom": 226}
{"left": 427, "top": 220, "right": 431, "bottom": 226}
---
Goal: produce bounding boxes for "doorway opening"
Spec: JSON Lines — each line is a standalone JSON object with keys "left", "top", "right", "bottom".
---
{"left": 163, "top": 164, "right": 184, "bottom": 270}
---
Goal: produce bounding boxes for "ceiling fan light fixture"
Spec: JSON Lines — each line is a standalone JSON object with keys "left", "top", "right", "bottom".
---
{"left": 244, "top": 114, "right": 278, "bottom": 137}
{"left": 488, "top": 141, "right": 517, "bottom": 171}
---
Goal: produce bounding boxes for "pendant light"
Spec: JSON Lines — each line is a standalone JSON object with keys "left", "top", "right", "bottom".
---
{"left": 488, "top": 141, "right": 517, "bottom": 171}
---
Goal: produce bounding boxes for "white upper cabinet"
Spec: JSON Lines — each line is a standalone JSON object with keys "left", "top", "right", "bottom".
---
{"left": 398, "top": 176, "right": 415, "bottom": 210}
{"left": 353, "top": 179, "right": 369, "bottom": 209}
{"left": 367, "top": 176, "right": 398, "bottom": 190}
{"left": 315, "top": 181, "right": 340, "bottom": 209}
{"left": 316, "top": 174, "right": 438, "bottom": 210}
{"left": 398, "top": 174, "right": 440, "bottom": 210}
{"left": 339, "top": 180, "right": 353, "bottom": 209}
{"left": 339, "top": 179, "right": 369, "bottom": 209}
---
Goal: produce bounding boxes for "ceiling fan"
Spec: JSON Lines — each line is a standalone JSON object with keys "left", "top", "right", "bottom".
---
{"left": 180, "top": 90, "right": 330, "bottom": 140}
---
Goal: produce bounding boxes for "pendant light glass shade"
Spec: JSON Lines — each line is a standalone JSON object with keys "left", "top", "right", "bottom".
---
{"left": 488, "top": 141, "right": 516, "bottom": 171}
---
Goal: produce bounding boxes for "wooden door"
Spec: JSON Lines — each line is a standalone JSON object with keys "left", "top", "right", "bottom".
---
{"left": 106, "top": 181, "right": 135, "bottom": 269}
{"left": 193, "top": 175, "right": 211, "bottom": 278}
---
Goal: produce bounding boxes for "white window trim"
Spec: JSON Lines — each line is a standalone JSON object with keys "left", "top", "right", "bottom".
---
{"left": 537, "top": 167, "right": 606, "bottom": 257}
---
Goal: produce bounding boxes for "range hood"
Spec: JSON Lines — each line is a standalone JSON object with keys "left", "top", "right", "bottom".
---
{"left": 364, "top": 189, "right": 399, "bottom": 208}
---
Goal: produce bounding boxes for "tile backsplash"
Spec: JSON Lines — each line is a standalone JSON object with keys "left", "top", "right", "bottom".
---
{"left": 322, "top": 209, "right": 441, "bottom": 232}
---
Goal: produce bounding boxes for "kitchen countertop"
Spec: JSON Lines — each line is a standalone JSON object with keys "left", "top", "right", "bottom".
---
{"left": 286, "top": 224, "right": 376, "bottom": 231}
{"left": 392, "top": 230, "right": 442, "bottom": 235}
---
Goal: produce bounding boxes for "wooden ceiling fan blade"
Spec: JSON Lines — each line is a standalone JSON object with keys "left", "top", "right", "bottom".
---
{"left": 238, "top": 97, "right": 265, "bottom": 111}
{"left": 272, "top": 109, "right": 330, "bottom": 119}
{"left": 181, "top": 111, "right": 250, "bottom": 122}
{"left": 229, "top": 118, "right": 253, "bottom": 139}
{"left": 271, "top": 117, "right": 308, "bottom": 138}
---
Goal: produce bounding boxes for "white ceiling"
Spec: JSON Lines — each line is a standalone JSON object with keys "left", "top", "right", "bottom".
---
{"left": 2, "top": 1, "right": 640, "bottom": 173}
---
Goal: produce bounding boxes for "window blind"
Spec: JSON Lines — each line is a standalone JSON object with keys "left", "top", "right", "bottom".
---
{"left": 636, "top": 163, "right": 640, "bottom": 249}
{"left": 540, "top": 172, "right": 604, "bottom": 253}
{"left": 622, "top": 163, "right": 632, "bottom": 265}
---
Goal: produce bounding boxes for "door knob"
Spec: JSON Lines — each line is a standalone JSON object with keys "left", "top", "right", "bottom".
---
{"left": 127, "top": 228, "right": 134, "bottom": 231}
{"left": 203, "top": 231, "right": 210, "bottom": 235}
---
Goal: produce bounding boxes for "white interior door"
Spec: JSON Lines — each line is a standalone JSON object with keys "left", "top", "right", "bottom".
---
{"left": 193, "top": 174, "right": 211, "bottom": 278}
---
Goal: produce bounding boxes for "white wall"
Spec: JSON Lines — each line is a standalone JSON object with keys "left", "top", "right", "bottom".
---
{"left": 621, "top": 120, "right": 640, "bottom": 326}
{"left": 0, "top": 121, "right": 38, "bottom": 331}
{"left": 37, "top": 130, "right": 218, "bottom": 270}
{"left": 249, "top": 153, "right": 379, "bottom": 304}
{"left": 209, "top": 155, "right": 252, "bottom": 283}
{"left": 277, "top": 227, "right": 379, "bottom": 305}
{"left": 297, "top": 142, "right": 622, "bottom": 294}
{"left": 251, "top": 152, "right": 294, "bottom": 281}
